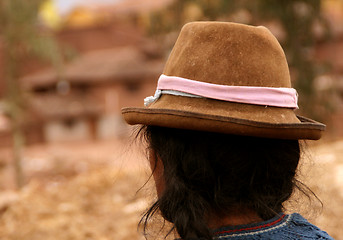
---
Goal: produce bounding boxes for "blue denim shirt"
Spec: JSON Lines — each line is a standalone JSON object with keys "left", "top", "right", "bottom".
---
{"left": 212, "top": 213, "right": 334, "bottom": 239}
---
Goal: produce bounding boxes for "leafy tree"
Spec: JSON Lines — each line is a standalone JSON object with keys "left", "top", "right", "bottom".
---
{"left": 0, "top": 0, "right": 63, "bottom": 188}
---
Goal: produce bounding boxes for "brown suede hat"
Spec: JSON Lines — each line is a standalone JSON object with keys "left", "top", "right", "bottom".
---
{"left": 122, "top": 22, "right": 325, "bottom": 140}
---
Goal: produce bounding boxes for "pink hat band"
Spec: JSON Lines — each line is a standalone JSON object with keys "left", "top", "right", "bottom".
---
{"left": 144, "top": 74, "right": 298, "bottom": 109}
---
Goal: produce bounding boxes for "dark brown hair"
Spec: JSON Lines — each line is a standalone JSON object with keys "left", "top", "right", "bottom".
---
{"left": 139, "top": 125, "right": 303, "bottom": 240}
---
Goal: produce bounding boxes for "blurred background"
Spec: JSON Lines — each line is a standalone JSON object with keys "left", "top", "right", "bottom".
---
{"left": 0, "top": 0, "right": 342, "bottom": 239}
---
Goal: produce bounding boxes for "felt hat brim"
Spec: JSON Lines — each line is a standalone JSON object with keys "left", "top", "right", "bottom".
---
{"left": 122, "top": 94, "right": 325, "bottom": 140}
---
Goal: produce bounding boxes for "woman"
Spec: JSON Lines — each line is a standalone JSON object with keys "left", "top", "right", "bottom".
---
{"left": 122, "top": 22, "right": 333, "bottom": 239}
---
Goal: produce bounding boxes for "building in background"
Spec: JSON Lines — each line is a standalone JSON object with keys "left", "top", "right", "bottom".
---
{"left": 0, "top": 0, "right": 171, "bottom": 146}
{"left": 21, "top": 47, "right": 163, "bottom": 143}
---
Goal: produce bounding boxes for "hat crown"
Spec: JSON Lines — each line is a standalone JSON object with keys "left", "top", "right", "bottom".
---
{"left": 122, "top": 21, "right": 325, "bottom": 140}
{"left": 163, "top": 22, "right": 291, "bottom": 88}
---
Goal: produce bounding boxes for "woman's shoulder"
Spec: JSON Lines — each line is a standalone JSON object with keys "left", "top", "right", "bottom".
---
{"left": 213, "top": 213, "right": 334, "bottom": 240}
{"left": 285, "top": 213, "right": 334, "bottom": 239}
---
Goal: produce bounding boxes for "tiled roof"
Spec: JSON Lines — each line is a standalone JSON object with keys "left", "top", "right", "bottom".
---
{"left": 21, "top": 46, "right": 164, "bottom": 89}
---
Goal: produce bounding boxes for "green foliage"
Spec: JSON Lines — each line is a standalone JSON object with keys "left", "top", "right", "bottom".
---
{"left": 0, "top": 0, "right": 62, "bottom": 67}
{"left": 0, "top": 0, "right": 63, "bottom": 188}
{"left": 0, "top": 0, "right": 63, "bottom": 116}
{"left": 145, "top": 0, "right": 331, "bottom": 118}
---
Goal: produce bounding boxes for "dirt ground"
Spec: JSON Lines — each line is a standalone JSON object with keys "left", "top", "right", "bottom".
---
{"left": 0, "top": 138, "right": 341, "bottom": 239}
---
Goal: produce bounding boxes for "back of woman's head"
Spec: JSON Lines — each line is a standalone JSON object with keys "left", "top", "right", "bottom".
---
{"left": 140, "top": 125, "right": 301, "bottom": 240}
